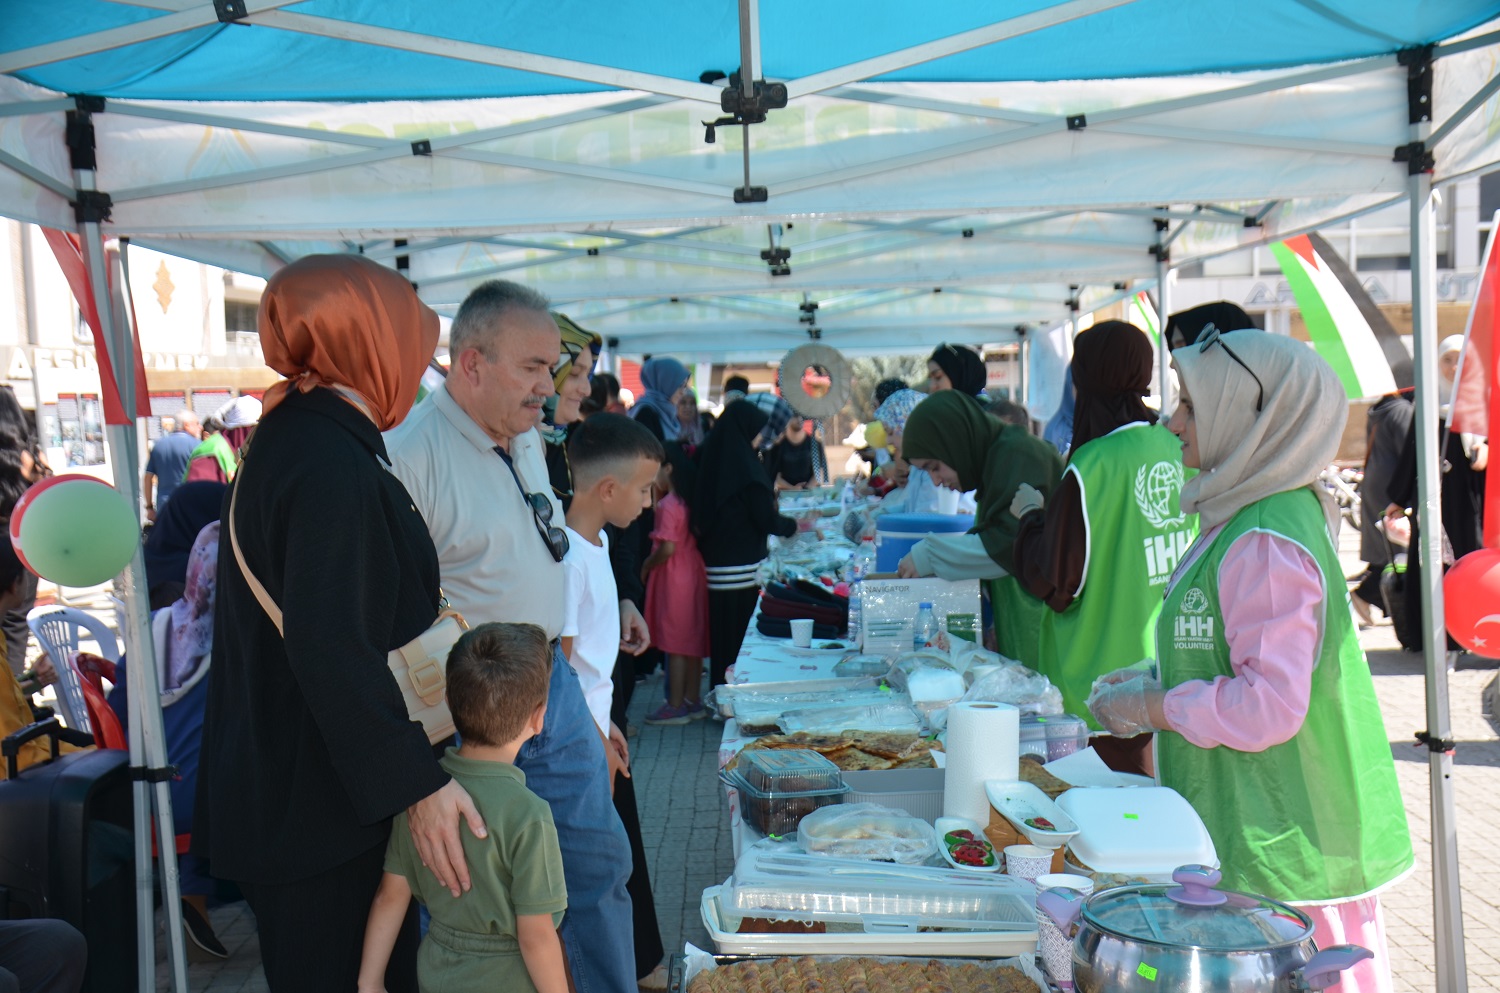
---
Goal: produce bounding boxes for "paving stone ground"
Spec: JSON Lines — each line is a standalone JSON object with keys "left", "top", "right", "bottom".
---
{"left": 136, "top": 525, "right": 1499, "bottom": 990}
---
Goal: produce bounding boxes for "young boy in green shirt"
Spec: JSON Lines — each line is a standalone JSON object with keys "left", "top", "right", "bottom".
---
{"left": 359, "top": 623, "right": 569, "bottom": 993}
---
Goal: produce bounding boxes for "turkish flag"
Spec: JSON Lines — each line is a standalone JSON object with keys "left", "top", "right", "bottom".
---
{"left": 1453, "top": 213, "right": 1499, "bottom": 547}
{"left": 39, "top": 229, "right": 151, "bottom": 426}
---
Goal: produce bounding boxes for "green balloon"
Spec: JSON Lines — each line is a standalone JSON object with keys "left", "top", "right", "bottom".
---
{"left": 18, "top": 480, "right": 139, "bottom": 587}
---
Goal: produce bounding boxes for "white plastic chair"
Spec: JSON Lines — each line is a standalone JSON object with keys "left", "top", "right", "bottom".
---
{"left": 27, "top": 606, "right": 121, "bottom": 735}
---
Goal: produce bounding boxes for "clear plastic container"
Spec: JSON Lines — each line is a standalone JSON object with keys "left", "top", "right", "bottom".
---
{"left": 720, "top": 768, "right": 851, "bottom": 837}
{"left": 1018, "top": 713, "right": 1091, "bottom": 761}
{"left": 738, "top": 749, "right": 844, "bottom": 795}
{"left": 849, "top": 537, "right": 876, "bottom": 649}
{"left": 725, "top": 844, "right": 1037, "bottom": 931}
{"left": 797, "top": 802, "right": 938, "bottom": 863}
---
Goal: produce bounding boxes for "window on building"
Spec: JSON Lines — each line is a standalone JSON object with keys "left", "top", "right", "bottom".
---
{"left": 225, "top": 300, "right": 259, "bottom": 335}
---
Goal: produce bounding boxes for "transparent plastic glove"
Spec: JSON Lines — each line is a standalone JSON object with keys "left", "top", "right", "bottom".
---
{"left": 1009, "top": 482, "right": 1045, "bottom": 520}
{"left": 1087, "top": 674, "right": 1166, "bottom": 737}
{"left": 1093, "top": 660, "right": 1156, "bottom": 688}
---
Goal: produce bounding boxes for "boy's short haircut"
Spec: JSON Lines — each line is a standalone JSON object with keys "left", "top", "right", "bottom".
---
{"left": 567, "top": 413, "right": 666, "bottom": 490}
{"left": 445, "top": 623, "right": 553, "bottom": 747}
{"left": 723, "top": 374, "right": 750, "bottom": 396}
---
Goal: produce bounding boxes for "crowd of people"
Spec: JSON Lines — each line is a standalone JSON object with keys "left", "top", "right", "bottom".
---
{"left": 2, "top": 249, "right": 1457, "bottom": 993}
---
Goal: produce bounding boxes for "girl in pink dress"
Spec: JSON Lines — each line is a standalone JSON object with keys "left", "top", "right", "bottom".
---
{"left": 642, "top": 448, "right": 710, "bottom": 725}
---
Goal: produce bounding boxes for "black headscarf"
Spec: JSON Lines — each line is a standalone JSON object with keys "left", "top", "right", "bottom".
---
{"left": 1068, "top": 320, "right": 1158, "bottom": 456}
{"left": 144, "top": 481, "right": 227, "bottom": 602}
{"left": 929, "top": 343, "right": 987, "bottom": 396}
{"left": 692, "top": 399, "right": 771, "bottom": 536}
{"left": 1165, "top": 301, "right": 1255, "bottom": 350}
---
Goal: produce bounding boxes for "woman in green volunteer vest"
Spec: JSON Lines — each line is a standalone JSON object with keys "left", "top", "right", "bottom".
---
{"left": 896, "top": 392, "right": 1063, "bottom": 666}
{"left": 1011, "top": 321, "right": 1196, "bottom": 776}
{"left": 1089, "top": 328, "right": 1412, "bottom": 991}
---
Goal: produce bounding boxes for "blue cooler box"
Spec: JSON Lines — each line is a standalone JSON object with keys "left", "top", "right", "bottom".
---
{"left": 874, "top": 513, "right": 974, "bottom": 572}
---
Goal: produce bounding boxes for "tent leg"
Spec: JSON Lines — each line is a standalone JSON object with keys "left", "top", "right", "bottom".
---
{"left": 1155, "top": 255, "right": 1173, "bottom": 411}
{"left": 75, "top": 216, "right": 190, "bottom": 993}
{"left": 1409, "top": 165, "right": 1468, "bottom": 993}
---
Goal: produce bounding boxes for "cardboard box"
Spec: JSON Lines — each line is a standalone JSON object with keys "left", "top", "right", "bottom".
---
{"left": 859, "top": 577, "right": 982, "bottom": 655}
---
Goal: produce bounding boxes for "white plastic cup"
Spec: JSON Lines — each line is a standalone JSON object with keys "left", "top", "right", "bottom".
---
{"left": 789, "top": 618, "right": 815, "bottom": 648}
{"left": 1003, "top": 844, "right": 1053, "bottom": 886}
{"left": 1036, "top": 872, "right": 1095, "bottom": 897}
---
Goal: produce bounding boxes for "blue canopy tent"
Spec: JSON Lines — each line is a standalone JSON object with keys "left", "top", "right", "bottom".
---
{"left": 3, "top": 3, "right": 1500, "bottom": 989}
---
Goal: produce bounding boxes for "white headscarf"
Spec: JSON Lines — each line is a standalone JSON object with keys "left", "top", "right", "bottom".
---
{"left": 1174, "top": 330, "right": 1348, "bottom": 538}
{"left": 1439, "top": 334, "right": 1465, "bottom": 409}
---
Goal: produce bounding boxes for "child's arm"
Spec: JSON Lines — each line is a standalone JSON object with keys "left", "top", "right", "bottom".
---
{"left": 559, "top": 636, "right": 574, "bottom": 661}
{"left": 357, "top": 871, "right": 413, "bottom": 993}
{"left": 517, "top": 914, "right": 569, "bottom": 993}
{"left": 597, "top": 720, "right": 629, "bottom": 795}
{"left": 640, "top": 539, "right": 675, "bottom": 581}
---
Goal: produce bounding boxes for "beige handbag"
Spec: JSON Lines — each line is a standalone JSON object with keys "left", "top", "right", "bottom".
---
{"left": 227, "top": 469, "right": 467, "bottom": 744}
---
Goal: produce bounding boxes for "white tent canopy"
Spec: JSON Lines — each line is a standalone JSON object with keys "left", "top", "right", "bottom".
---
{"left": 4, "top": 18, "right": 1500, "bottom": 352}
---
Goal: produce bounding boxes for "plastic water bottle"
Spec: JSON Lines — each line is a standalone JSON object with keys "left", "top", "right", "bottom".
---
{"left": 913, "top": 601, "right": 939, "bottom": 651}
{"left": 849, "top": 537, "right": 876, "bottom": 649}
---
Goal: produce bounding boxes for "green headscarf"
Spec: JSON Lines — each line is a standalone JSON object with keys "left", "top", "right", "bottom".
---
{"left": 902, "top": 391, "right": 1064, "bottom": 571}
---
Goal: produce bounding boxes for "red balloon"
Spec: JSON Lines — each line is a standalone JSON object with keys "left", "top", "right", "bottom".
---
{"left": 1444, "top": 548, "right": 1500, "bottom": 656}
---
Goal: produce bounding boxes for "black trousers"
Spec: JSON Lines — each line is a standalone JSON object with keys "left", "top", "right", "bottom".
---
{"left": 708, "top": 586, "right": 760, "bottom": 688}
{"left": 612, "top": 766, "right": 664, "bottom": 979}
{"left": 239, "top": 839, "right": 419, "bottom": 993}
{"left": 0, "top": 919, "right": 86, "bottom": 993}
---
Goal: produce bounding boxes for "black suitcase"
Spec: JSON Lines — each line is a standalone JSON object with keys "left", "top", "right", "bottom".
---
{"left": 0, "top": 718, "right": 136, "bottom": 993}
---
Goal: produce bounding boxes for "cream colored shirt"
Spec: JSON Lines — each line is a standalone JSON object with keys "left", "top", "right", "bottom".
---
{"left": 385, "top": 383, "right": 566, "bottom": 639}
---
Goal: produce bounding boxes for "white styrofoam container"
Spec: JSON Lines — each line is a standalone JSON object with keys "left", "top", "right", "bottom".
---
{"left": 1055, "top": 786, "right": 1217, "bottom": 875}
{"left": 700, "top": 886, "right": 1039, "bottom": 958}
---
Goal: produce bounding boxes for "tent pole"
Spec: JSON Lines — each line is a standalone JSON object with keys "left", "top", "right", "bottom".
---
{"left": 1155, "top": 255, "right": 1172, "bottom": 411}
{"left": 1409, "top": 154, "right": 1468, "bottom": 992}
{"left": 74, "top": 196, "right": 190, "bottom": 992}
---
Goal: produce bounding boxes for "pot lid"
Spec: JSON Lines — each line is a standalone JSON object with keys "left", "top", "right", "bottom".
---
{"left": 1083, "top": 866, "right": 1314, "bottom": 951}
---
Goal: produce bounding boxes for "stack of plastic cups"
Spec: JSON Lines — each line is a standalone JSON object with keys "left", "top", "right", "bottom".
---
{"left": 1035, "top": 875, "right": 1093, "bottom": 991}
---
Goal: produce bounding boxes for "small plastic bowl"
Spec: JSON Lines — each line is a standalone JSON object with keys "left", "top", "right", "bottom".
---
{"left": 933, "top": 815, "right": 1000, "bottom": 873}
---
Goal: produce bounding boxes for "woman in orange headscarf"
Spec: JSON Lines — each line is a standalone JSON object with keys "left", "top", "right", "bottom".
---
{"left": 194, "top": 256, "right": 481, "bottom": 993}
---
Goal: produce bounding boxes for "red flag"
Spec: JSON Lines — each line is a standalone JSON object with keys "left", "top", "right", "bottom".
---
{"left": 1453, "top": 212, "right": 1500, "bottom": 547}
{"left": 39, "top": 228, "right": 151, "bottom": 426}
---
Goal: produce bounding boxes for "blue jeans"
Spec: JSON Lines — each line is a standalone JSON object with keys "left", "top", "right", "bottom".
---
{"left": 516, "top": 648, "right": 635, "bottom": 993}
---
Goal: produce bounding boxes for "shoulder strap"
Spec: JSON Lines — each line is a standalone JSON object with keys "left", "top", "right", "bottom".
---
{"left": 227, "top": 451, "right": 285, "bottom": 636}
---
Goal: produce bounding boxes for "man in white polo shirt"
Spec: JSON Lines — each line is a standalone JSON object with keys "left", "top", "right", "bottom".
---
{"left": 386, "top": 280, "right": 635, "bottom": 993}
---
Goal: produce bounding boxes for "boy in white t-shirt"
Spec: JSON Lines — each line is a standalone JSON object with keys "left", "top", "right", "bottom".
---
{"left": 560, "top": 413, "right": 666, "bottom": 791}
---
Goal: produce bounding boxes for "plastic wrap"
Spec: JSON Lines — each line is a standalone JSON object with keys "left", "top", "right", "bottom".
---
{"left": 777, "top": 702, "right": 921, "bottom": 735}
{"left": 797, "top": 802, "right": 938, "bottom": 863}
{"left": 734, "top": 686, "right": 903, "bottom": 735}
{"left": 904, "top": 664, "right": 968, "bottom": 731}
{"left": 961, "top": 663, "right": 1064, "bottom": 716}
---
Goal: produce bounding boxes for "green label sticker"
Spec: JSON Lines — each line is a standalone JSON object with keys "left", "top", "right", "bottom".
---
{"left": 1137, "top": 963, "right": 1158, "bottom": 981}
{"left": 1124, "top": 813, "right": 1139, "bottom": 820}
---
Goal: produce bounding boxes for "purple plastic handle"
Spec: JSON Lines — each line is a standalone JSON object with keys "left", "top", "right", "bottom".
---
{"left": 1037, "top": 888, "right": 1085, "bottom": 930}
{"left": 1301, "top": 945, "right": 1373, "bottom": 990}
{"left": 1166, "top": 864, "right": 1227, "bottom": 907}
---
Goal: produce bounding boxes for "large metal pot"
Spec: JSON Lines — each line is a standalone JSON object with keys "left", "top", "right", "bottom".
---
{"left": 1038, "top": 866, "right": 1371, "bottom": 993}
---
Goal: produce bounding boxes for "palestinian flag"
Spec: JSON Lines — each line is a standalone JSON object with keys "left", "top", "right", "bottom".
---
{"left": 1270, "top": 233, "right": 1414, "bottom": 399}
{"left": 1131, "top": 289, "right": 1160, "bottom": 343}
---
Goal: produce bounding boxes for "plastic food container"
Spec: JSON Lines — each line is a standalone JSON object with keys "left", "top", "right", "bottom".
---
{"left": 738, "top": 749, "right": 844, "bottom": 795}
{"left": 933, "top": 816, "right": 999, "bottom": 873}
{"left": 797, "top": 802, "right": 937, "bottom": 863}
{"left": 720, "top": 766, "right": 851, "bottom": 837}
{"left": 1056, "top": 786, "right": 1217, "bottom": 884}
{"left": 724, "top": 844, "right": 1036, "bottom": 932}
{"left": 874, "top": 513, "right": 975, "bottom": 572}
{"left": 1018, "top": 713, "right": 1090, "bottom": 761}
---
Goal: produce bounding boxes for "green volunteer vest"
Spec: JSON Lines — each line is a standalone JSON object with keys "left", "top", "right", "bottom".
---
{"left": 989, "top": 575, "right": 1045, "bottom": 668}
{"left": 1037, "top": 424, "right": 1197, "bottom": 728}
{"left": 1155, "top": 487, "right": 1413, "bottom": 904}
{"left": 183, "top": 433, "right": 236, "bottom": 483}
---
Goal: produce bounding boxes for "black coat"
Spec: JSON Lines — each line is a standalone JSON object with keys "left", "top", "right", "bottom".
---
{"left": 192, "top": 388, "right": 448, "bottom": 884}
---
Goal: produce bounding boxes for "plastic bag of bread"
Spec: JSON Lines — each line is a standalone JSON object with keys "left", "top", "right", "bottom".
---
{"left": 797, "top": 802, "right": 937, "bottom": 863}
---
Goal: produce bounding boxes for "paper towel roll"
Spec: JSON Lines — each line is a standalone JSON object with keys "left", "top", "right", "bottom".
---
{"left": 942, "top": 701, "right": 1020, "bottom": 824}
